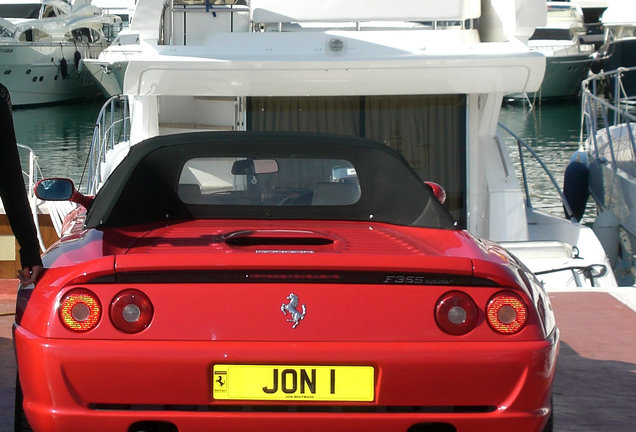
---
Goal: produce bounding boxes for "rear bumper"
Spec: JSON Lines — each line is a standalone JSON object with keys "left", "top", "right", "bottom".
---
{"left": 14, "top": 325, "right": 558, "bottom": 432}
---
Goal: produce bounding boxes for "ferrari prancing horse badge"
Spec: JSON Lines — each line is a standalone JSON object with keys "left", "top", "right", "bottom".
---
{"left": 281, "top": 292, "right": 306, "bottom": 329}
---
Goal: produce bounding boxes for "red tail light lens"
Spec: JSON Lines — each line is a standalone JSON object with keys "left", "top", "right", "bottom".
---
{"left": 435, "top": 291, "right": 478, "bottom": 335}
{"left": 486, "top": 291, "right": 528, "bottom": 334}
{"left": 59, "top": 289, "right": 102, "bottom": 332}
{"left": 110, "top": 289, "right": 153, "bottom": 333}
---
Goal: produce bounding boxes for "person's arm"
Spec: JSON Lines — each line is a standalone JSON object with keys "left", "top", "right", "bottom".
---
{"left": 0, "top": 84, "right": 43, "bottom": 283}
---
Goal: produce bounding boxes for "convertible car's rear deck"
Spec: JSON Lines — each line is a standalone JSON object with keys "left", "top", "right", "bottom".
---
{"left": 4, "top": 282, "right": 636, "bottom": 431}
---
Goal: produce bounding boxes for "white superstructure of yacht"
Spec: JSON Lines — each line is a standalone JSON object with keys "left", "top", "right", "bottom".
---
{"left": 0, "top": 0, "right": 121, "bottom": 105}
{"left": 79, "top": 0, "right": 621, "bottom": 290}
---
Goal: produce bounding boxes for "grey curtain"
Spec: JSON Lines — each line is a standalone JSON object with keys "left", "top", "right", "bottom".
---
{"left": 248, "top": 95, "right": 466, "bottom": 226}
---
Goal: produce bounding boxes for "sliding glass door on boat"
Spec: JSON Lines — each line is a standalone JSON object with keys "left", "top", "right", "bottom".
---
{"left": 247, "top": 95, "right": 467, "bottom": 227}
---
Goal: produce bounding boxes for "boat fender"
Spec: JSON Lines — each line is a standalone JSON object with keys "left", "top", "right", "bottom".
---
{"left": 74, "top": 50, "right": 82, "bottom": 72}
{"left": 563, "top": 153, "right": 589, "bottom": 221}
{"left": 60, "top": 57, "right": 68, "bottom": 79}
{"left": 592, "top": 211, "right": 620, "bottom": 268}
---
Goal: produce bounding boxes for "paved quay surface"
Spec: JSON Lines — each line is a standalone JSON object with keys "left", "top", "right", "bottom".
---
{"left": 1, "top": 279, "right": 636, "bottom": 432}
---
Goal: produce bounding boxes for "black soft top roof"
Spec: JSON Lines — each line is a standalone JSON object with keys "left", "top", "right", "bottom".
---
{"left": 85, "top": 131, "right": 457, "bottom": 230}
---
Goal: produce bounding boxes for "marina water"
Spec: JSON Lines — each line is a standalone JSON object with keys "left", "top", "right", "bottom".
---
{"left": 13, "top": 99, "right": 104, "bottom": 189}
{"left": 13, "top": 97, "right": 593, "bottom": 222}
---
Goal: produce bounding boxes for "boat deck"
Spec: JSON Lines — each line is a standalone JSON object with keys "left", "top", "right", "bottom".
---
{"left": 1, "top": 280, "right": 636, "bottom": 431}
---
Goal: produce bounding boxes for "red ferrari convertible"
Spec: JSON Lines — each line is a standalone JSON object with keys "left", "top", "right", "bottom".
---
{"left": 14, "top": 132, "right": 558, "bottom": 432}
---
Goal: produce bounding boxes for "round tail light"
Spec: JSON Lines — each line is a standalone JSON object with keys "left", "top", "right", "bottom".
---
{"left": 59, "top": 289, "right": 102, "bottom": 332}
{"left": 110, "top": 289, "right": 153, "bottom": 333}
{"left": 486, "top": 291, "right": 528, "bottom": 334}
{"left": 435, "top": 291, "right": 478, "bottom": 335}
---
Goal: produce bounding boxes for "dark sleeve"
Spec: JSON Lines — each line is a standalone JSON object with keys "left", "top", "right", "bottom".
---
{"left": 0, "top": 84, "right": 43, "bottom": 268}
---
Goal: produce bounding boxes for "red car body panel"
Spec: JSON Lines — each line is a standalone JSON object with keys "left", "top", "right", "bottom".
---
{"left": 14, "top": 133, "right": 558, "bottom": 432}
{"left": 15, "top": 327, "right": 557, "bottom": 432}
{"left": 14, "top": 221, "right": 558, "bottom": 432}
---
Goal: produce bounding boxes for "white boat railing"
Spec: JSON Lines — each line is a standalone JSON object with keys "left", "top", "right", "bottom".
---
{"left": 16, "top": 144, "right": 46, "bottom": 252}
{"left": 497, "top": 123, "right": 578, "bottom": 222}
{"left": 83, "top": 94, "right": 130, "bottom": 195}
{"left": 581, "top": 66, "right": 636, "bottom": 165}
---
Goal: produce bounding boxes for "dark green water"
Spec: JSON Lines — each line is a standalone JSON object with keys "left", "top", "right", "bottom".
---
{"left": 499, "top": 99, "right": 595, "bottom": 223}
{"left": 12, "top": 98, "right": 105, "bottom": 188}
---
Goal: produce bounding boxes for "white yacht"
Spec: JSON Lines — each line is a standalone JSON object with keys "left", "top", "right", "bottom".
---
{"left": 569, "top": 66, "right": 636, "bottom": 285}
{"left": 78, "top": 0, "right": 620, "bottom": 290}
{"left": 91, "top": 0, "right": 136, "bottom": 39}
{"left": 0, "top": 0, "right": 121, "bottom": 105}
{"left": 507, "top": 1, "right": 594, "bottom": 101}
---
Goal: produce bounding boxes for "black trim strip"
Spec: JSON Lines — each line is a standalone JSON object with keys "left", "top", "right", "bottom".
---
{"left": 90, "top": 403, "right": 496, "bottom": 414}
{"left": 87, "top": 270, "right": 498, "bottom": 287}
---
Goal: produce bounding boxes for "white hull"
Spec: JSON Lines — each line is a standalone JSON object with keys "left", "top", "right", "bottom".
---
{"left": 588, "top": 123, "right": 636, "bottom": 236}
{"left": 0, "top": 42, "right": 104, "bottom": 105}
{"left": 525, "top": 53, "right": 592, "bottom": 99}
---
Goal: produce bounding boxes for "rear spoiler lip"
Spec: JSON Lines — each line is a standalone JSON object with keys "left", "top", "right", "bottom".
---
{"left": 85, "top": 268, "right": 500, "bottom": 288}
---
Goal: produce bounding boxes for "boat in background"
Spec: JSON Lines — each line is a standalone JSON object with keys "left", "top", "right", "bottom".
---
{"left": 507, "top": 1, "right": 594, "bottom": 102}
{"left": 566, "top": 66, "right": 636, "bottom": 285}
{"left": 75, "top": 0, "right": 619, "bottom": 290}
{"left": 591, "top": 0, "right": 636, "bottom": 97}
{"left": 0, "top": 0, "right": 121, "bottom": 106}
{"left": 571, "top": 0, "right": 609, "bottom": 24}
{"left": 91, "top": 0, "right": 136, "bottom": 39}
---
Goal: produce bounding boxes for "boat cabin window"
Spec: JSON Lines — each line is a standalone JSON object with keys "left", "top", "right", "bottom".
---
{"left": 247, "top": 95, "right": 467, "bottom": 227}
{"left": 41, "top": 5, "right": 60, "bottom": 18}
{"left": 0, "top": 4, "right": 41, "bottom": 19}
{"left": 607, "top": 27, "right": 635, "bottom": 41}
{"left": 172, "top": 0, "right": 244, "bottom": 4}
{"left": 71, "top": 27, "right": 101, "bottom": 43}
{"left": 530, "top": 28, "right": 573, "bottom": 41}
{"left": 0, "top": 24, "right": 13, "bottom": 38}
{"left": 18, "top": 28, "right": 51, "bottom": 42}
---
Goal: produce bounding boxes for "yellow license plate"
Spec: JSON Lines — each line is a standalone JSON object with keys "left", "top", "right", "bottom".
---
{"left": 212, "top": 365, "right": 374, "bottom": 401}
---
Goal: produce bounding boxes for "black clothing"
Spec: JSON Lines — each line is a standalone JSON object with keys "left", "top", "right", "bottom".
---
{"left": 0, "top": 83, "right": 42, "bottom": 268}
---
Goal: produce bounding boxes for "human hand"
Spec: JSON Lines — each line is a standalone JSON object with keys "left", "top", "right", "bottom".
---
{"left": 17, "top": 265, "right": 43, "bottom": 285}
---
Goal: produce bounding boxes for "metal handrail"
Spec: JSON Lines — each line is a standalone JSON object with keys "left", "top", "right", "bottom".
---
{"left": 16, "top": 144, "right": 46, "bottom": 251}
{"left": 82, "top": 94, "right": 130, "bottom": 195}
{"left": 497, "top": 123, "right": 578, "bottom": 223}
{"left": 580, "top": 66, "right": 636, "bottom": 173}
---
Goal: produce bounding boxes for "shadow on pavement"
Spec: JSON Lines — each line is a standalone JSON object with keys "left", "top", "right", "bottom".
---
{"left": 0, "top": 336, "right": 15, "bottom": 432}
{"left": 553, "top": 342, "right": 636, "bottom": 432}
